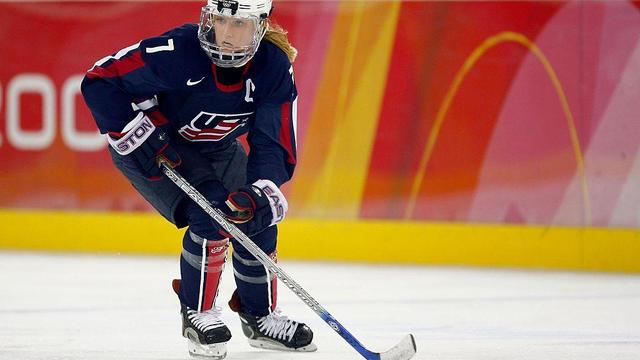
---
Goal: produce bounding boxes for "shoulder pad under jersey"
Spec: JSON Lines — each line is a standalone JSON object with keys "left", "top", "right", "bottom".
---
{"left": 138, "top": 24, "right": 206, "bottom": 86}
{"left": 250, "top": 41, "right": 295, "bottom": 103}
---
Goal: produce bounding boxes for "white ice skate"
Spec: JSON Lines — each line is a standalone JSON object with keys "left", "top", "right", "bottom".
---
{"left": 181, "top": 305, "right": 232, "bottom": 359}
{"left": 238, "top": 308, "right": 317, "bottom": 352}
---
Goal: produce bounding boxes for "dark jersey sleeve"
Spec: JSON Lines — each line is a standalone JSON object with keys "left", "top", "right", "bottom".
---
{"left": 80, "top": 25, "right": 195, "bottom": 134}
{"left": 246, "top": 57, "right": 298, "bottom": 187}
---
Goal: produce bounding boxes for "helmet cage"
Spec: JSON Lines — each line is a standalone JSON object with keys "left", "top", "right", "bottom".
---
{"left": 198, "top": 5, "right": 267, "bottom": 68}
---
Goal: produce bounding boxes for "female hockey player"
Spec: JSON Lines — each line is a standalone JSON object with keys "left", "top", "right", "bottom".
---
{"left": 81, "top": 0, "right": 315, "bottom": 358}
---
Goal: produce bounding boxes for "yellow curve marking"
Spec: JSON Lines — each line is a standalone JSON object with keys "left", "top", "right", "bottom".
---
{"left": 404, "top": 31, "right": 591, "bottom": 225}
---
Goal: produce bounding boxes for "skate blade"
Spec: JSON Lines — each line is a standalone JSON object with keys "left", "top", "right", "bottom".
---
{"left": 187, "top": 340, "right": 228, "bottom": 359}
{"left": 248, "top": 338, "right": 318, "bottom": 352}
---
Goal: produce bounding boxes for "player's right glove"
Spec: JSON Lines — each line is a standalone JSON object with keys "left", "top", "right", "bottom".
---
{"left": 220, "top": 179, "right": 288, "bottom": 236}
{"left": 107, "top": 112, "right": 181, "bottom": 181}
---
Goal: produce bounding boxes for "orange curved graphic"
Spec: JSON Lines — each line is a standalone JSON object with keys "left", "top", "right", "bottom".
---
{"left": 404, "top": 31, "right": 591, "bottom": 225}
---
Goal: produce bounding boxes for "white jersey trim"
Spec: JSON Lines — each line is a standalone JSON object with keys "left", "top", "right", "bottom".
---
{"left": 91, "top": 42, "right": 141, "bottom": 70}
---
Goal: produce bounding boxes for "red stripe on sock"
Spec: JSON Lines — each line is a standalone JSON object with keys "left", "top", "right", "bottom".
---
{"left": 202, "top": 239, "right": 229, "bottom": 310}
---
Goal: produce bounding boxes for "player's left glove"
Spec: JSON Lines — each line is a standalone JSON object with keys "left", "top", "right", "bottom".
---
{"left": 221, "top": 179, "right": 288, "bottom": 236}
{"left": 107, "top": 112, "right": 181, "bottom": 181}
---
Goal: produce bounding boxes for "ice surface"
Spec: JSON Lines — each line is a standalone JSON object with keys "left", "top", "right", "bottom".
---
{"left": 1, "top": 251, "right": 639, "bottom": 359}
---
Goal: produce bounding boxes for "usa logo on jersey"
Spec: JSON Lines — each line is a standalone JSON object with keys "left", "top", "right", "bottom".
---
{"left": 178, "top": 111, "right": 253, "bottom": 141}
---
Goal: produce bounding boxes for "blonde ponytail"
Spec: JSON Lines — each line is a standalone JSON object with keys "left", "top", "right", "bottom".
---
{"left": 263, "top": 21, "right": 298, "bottom": 63}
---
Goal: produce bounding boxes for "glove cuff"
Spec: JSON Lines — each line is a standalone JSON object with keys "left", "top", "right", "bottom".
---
{"left": 252, "top": 179, "right": 288, "bottom": 226}
{"left": 106, "top": 112, "right": 156, "bottom": 155}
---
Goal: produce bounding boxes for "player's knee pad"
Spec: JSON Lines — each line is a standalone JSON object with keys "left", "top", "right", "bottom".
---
{"left": 182, "top": 229, "right": 229, "bottom": 273}
{"left": 180, "top": 228, "right": 229, "bottom": 311}
{"left": 182, "top": 184, "right": 227, "bottom": 239}
{"left": 231, "top": 224, "right": 277, "bottom": 257}
{"left": 231, "top": 226, "right": 276, "bottom": 280}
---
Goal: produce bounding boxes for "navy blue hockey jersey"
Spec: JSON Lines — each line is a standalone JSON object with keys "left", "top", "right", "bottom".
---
{"left": 81, "top": 24, "right": 297, "bottom": 187}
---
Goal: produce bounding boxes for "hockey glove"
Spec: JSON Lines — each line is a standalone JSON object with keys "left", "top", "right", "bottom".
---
{"left": 107, "top": 112, "right": 181, "bottom": 180}
{"left": 221, "top": 179, "right": 288, "bottom": 236}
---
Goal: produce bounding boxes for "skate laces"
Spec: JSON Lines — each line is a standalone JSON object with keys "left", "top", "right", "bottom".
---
{"left": 256, "top": 308, "right": 298, "bottom": 342}
{"left": 187, "top": 306, "right": 225, "bottom": 332}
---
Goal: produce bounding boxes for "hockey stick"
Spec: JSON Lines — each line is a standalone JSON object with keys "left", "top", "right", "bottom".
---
{"left": 160, "top": 162, "right": 417, "bottom": 360}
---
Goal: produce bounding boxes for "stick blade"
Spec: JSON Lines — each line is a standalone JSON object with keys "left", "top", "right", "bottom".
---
{"left": 379, "top": 334, "right": 417, "bottom": 360}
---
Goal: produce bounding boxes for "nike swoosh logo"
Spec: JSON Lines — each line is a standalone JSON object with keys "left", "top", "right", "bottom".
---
{"left": 186, "top": 77, "right": 205, "bottom": 86}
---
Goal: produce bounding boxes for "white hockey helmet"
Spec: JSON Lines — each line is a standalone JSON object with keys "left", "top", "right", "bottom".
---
{"left": 198, "top": 0, "right": 273, "bottom": 67}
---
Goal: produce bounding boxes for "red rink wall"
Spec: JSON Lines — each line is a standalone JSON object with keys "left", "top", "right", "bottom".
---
{"left": 0, "top": 1, "right": 639, "bottom": 271}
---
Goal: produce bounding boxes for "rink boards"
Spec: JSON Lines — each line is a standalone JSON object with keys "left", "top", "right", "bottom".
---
{"left": 1, "top": 209, "right": 638, "bottom": 273}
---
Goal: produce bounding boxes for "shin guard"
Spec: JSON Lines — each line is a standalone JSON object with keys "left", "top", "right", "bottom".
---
{"left": 180, "top": 229, "right": 229, "bottom": 311}
{"left": 231, "top": 250, "right": 278, "bottom": 316}
{"left": 230, "top": 226, "right": 278, "bottom": 317}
